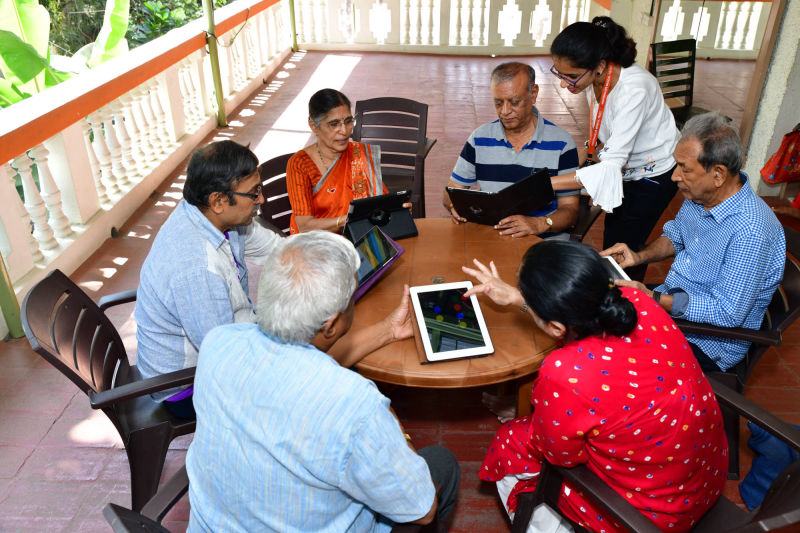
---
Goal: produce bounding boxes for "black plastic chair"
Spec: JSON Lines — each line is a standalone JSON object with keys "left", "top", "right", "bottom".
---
{"left": 649, "top": 39, "right": 709, "bottom": 129}
{"left": 512, "top": 379, "right": 800, "bottom": 533}
{"left": 569, "top": 195, "right": 603, "bottom": 242}
{"left": 675, "top": 226, "right": 800, "bottom": 478}
{"left": 351, "top": 97, "right": 436, "bottom": 218}
{"left": 257, "top": 152, "right": 294, "bottom": 236}
{"left": 104, "top": 466, "right": 189, "bottom": 532}
{"left": 103, "top": 464, "right": 439, "bottom": 532}
{"left": 21, "top": 269, "right": 196, "bottom": 511}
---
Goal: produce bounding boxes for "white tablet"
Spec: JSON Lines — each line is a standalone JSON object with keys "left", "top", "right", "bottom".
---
{"left": 409, "top": 281, "right": 494, "bottom": 362}
{"left": 603, "top": 255, "right": 631, "bottom": 281}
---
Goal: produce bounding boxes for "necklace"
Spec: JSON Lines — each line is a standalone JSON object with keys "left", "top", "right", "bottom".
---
{"left": 316, "top": 143, "right": 331, "bottom": 169}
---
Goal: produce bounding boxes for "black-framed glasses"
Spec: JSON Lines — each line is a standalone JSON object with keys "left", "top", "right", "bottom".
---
{"left": 228, "top": 184, "right": 263, "bottom": 201}
{"left": 324, "top": 116, "right": 356, "bottom": 130}
{"left": 549, "top": 65, "right": 591, "bottom": 87}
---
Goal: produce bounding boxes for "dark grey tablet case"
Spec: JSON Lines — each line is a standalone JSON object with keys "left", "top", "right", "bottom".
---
{"left": 446, "top": 169, "right": 555, "bottom": 226}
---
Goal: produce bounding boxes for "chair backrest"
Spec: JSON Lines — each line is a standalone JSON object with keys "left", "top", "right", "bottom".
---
{"left": 352, "top": 97, "right": 430, "bottom": 218}
{"left": 258, "top": 153, "right": 294, "bottom": 235}
{"left": 569, "top": 195, "right": 603, "bottom": 242}
{"left": 739, "top": 226, "right": 800, "bottom": 383}
{"left": 20, "top": 269, "right": 132, "bottom": 395}
{"left": 649, "top": 39, "right": 697, "bottom": 115}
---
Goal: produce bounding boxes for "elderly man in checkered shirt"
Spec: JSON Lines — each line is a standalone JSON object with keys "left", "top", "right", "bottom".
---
{"left": 603, "top": 112, "right": 785, "bottom": 374}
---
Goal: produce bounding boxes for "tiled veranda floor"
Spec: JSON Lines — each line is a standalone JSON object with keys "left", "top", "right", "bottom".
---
{"left": 3, "top": 51, "right": 800, "bottom": 532}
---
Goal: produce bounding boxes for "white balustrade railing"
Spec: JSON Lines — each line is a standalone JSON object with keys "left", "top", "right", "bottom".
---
{"left": 0, "top": 0, "right": 292, "bottom": 337}
{"left": 295, "top": 0, "right": 766, "bottom": 56}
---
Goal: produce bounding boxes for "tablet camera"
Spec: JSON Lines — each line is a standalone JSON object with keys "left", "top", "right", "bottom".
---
{"left": 468, "top": 205, "right": 484, "bottom": 216}
{"left": 368, "top": 208, "right": 390, "bottom": 226}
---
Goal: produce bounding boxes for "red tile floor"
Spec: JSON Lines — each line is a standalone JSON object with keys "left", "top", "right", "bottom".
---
{"left": 2, "top": 52, "right": 799, "bottom": 532}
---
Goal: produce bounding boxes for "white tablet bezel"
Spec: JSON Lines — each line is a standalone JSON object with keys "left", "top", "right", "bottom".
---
{"left": 603, "top": 255, "right": 631, "bottom": 281}
{"left": 409, "top": 281, "right": 494, "bottom": 362}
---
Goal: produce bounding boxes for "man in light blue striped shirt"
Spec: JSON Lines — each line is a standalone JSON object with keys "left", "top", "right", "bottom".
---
{"left": 605, "top": 113, "right": 785, "bottom": 373}
{"left": 187, "top": 231, "right": 460, "bottom": 532}
{"left": 443, "top": 62, "right": 580, "bottom": 238}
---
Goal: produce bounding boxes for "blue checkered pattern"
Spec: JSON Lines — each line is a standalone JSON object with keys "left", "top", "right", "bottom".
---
{"left": 187, "top": 323, "right": 435, "bottom": 532}
{"left": 657, "top": 173, "right": 785, "bottom": 371}
{"left": 450, "top": 107, "right": 579, "bottom": 218}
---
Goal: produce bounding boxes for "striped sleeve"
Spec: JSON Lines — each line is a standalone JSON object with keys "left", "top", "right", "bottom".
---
{"left": 286, "top": 150, "right": 318, "bottom": 217}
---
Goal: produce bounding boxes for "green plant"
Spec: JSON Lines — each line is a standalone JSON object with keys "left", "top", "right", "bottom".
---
{"left": 128, "top": 0, "right": 229, "bottom": 47}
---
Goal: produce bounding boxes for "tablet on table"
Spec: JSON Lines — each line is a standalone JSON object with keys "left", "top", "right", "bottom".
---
{"left": 352, "top": 226, "right": 404, "bottom": 302}
{"left": 409, "top": 281, "right": 494, "bottom": 363}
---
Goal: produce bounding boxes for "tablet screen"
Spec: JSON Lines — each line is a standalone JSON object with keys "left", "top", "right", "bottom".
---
{"left": 354, "top": 226, "right": 399, "bottom": 286}
{"left": 410, "top": 282, "right": 494, "bottom": 361}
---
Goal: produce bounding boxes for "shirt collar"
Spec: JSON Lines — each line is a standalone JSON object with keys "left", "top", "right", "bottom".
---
{"left": 180, "top": 200, "right": 227, "bottom": 248}
{"left": 705, "top": 171, "right": 750, "bottom": 222}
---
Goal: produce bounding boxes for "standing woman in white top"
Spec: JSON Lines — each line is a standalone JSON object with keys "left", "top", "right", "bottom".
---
{"left": 549, "top": 17, "right": 680, "bottom": 280}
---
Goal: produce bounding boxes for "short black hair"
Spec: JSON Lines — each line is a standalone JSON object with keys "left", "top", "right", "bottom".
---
{"left": 309, "top": 89, "right": 351, "bottom": 127}
{"left": 551, "top": 16, "right": 637, "bottom": 70}
{"left": 518, "top": 240, "right": 637, "bottom": 340}
{"left": 183, "top": 140, "right": 258, "bottom": 208}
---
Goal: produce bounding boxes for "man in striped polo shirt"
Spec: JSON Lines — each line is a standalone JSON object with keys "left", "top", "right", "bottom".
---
{"left": 443, "top": 62, "right": 580, "bottom": 238}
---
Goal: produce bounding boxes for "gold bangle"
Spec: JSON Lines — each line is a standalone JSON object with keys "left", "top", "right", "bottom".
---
{"left": 520, "top": 303, "right": 529, "bottom": 313}
{"left": 403, "top": 433, "right": 413, "bottom": 443}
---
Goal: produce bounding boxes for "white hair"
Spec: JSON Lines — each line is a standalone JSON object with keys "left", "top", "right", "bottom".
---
{"left": 256, "top": 230, "right": 360, "bottom": 344}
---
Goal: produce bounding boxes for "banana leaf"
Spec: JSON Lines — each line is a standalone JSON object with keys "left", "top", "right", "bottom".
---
{"left": 88, "top": 0, "right": 130, "bottom": 68}
{"left": 0, "top": 0, "right": 50, "bottom": 93}
{"left": 0, "top": 77, "right": 27, "bottom": 107}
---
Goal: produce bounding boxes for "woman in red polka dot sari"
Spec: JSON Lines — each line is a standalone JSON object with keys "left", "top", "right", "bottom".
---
{"left": 463, "top": 240, "right": 728, "bottom": 532}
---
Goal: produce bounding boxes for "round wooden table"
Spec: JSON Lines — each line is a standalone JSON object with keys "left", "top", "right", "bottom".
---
{"left": 353, "top": 218, "right": 556, "bottom": 411}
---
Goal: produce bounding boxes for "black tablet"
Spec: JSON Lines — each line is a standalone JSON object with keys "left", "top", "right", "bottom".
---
{"left": 345, "top": 190, "right": 418, "bottom": 241}
{"left": 446, "top": 169, "right": 555, "bottom": 226}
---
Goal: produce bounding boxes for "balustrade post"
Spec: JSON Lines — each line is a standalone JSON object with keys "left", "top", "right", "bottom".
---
{"left": 87, "top": 111, "right": 123, "bottom": 196}
{"left": 80, "top": 119, "right": 110, "bottom": 206}
{"left": 0, "top": 162, "right": 42, "bottom": 270}
{"left": 12, "top": 153, "right": 58, "bottom": 251}
{"left": 148, "top": 80, "right": 176, "bottom": 150}
{"left": 27, "top": 144, "right": 74, "bottom": 239}
{"left": 136, "top": 87, "right": 164, "bottom": 165}
{"left": 118, "top": 93, "right": 150, "bottom": 177}
{"left": 108, "top": 99, "right": 139, "bottom": 180}
{"left": 100, "top": 106, "right": 131, "bottom": 188}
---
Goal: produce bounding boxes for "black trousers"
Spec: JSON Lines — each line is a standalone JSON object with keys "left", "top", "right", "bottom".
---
{"left": 417, "top": 446, "right": 461, "bottom": 524}
{"left": 603, "top": 166, "right": 678, "bottom": 281}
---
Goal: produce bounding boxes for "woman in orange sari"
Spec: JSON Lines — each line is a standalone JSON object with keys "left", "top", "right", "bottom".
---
{"left": 287, "top": 89, "right": 387, "bottom": 234}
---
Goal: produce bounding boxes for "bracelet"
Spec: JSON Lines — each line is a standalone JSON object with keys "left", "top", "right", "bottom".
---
{"left": 403, "top": 433, "right": 413, "bottom": 443}
{"left": 520, "top": 303, "right": 529, "bottom": 313}
{"left": 335, "top": 215, "right": 342, "bottom": 228}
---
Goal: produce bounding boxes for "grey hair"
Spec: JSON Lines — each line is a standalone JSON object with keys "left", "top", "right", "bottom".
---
{"left": 256, "top": 231, "right": 360, "bottom": 344}
{"left": 680, "top": 112, "right": 743, "bottom": 175}
{"left": 491, "top": 62, "right": 536, "bottom": 93}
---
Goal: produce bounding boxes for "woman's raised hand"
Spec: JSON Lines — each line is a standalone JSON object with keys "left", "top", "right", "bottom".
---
{"left": 461, "top": 259, "right": 524, "bottom": 307}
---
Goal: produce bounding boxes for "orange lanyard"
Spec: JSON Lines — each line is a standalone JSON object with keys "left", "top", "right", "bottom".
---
{"left": 588, "top": 62, "right": 614, "bottom": 158}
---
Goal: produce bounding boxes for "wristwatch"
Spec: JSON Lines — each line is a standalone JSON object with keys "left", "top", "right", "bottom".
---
{"left": 544, "top": 216, "right": 553, "bottom": 228}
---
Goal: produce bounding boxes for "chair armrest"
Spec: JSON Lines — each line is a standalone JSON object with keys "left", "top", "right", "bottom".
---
{"left": 557, "top": 465, "right": 662, "bottom": 532}
{"left": 88, "top": 367, "right": 196, "bottom": 409}
{"left": 417, "top": 137, "right": 437, "bottom": 159}
{"left": 674, "top": 319, "right": 782, "bottom": 346}
{"left": 103, "top": 503, "right": 169, "bottom": 533}
{"left": 710, "top": 379, "right": 800, "bottom": 452}
{"left": 141, "top": 465, "right": 189, "bottom": 522}
{"left": 98, "top": 289, "right": 137, "bottom": 311}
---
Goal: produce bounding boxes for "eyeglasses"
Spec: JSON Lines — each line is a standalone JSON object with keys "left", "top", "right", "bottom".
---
{"left": 549, "top": 65, "right": 591, "bottom": 87}
{"left": 228, "top": 184, "right": 263, "bottom": 201}
{"left": 323, "top": 116, "right": 356, "bottom": 130}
